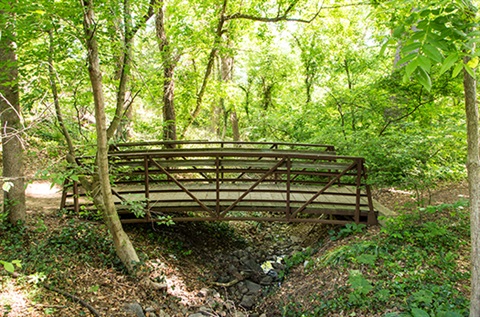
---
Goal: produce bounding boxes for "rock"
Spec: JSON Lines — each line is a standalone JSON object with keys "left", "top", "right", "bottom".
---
{"left": 241, "top": 259, "right": 262, "bottom": 273}
{"left": 124, "top": 302, "right": 146, "bottom": 317}
{"left": 290, "top": 236, "right": 302, "bottom": 243}
{"left": 237, "top": 282, "right": 248, "bottom": 294}
{"left": 245, "top": 280, "right": 262, "bottom": 295}
{"left": 240, "top": 295, "right": 256, "bottom": 309}
{"left": 197, "top": 288, "right": 213, "bottom": 297}
{"left": 188, "top": 314, "right": 206, "bottom": 317}
{"left": 157, "top": 310, "right": 169, "bottom": 317}
{"left": 234, "top": 312, "right": 247, "bottom": 317}
{"left": 199, "top": 306, "right": 213, "bottom": 313}
{"left": 224, "top": 301, "right": 235, "bottom": 310}
{"left": 272, "top": 262, "right": 285, "bottom": 270}
{"left": 146, "top": 313, "right": 157, "bottom": 317}
{"left": 259, "top": 275, "right": 273, "bottom": 285}
{"left": 227, "top": 264, "right": 239, "bottom": 275}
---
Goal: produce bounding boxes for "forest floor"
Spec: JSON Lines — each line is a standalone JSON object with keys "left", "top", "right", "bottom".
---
{"left": 0, "top": 179, "right": 469, "bottom": 317}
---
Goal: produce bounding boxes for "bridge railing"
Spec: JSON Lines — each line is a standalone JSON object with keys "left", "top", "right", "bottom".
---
{"left": 109, "top": 140, "right": 336, "bottom": 153}
{"left": 61, "top": 143, "right": 377, "bottom": 225}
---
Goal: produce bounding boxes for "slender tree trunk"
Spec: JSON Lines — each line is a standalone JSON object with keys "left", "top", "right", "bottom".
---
{"left": 48, "top": 30, "right": 75, "bottom": 156}
{"left": 230, "top": 110, "right": 240, "bottom": 141}
{"left": 106, "top": 0, "right": 134, "bottom": 141}
{"left": 465, "top": 58, "right": 480, "bottom": 317}
{"left": 220, "top": 55, "right": 240, "bottom": 141}
{"left": 0, "top": 5, "right": 26, "bottom": 224}
{"left": 181, "top": 0, "right": 228, "bottom": 137}
{"left": 155, "top": 0, "right": 178, "bottom": 145}
{"left": 80, "top": 0, "right": 139, "bottom": 273}
{"left": 115, "top": 92, "right": 134, "bottom": 142}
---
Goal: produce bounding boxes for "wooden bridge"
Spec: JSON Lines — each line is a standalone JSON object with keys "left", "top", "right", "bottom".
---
{"left": 61, "top": 141, "right": 379, "bottom": 225}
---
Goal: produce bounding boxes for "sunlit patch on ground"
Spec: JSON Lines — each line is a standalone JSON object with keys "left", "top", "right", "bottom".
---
{"left": 147, "top": 259, "right": 203, "bottom": 307}
{"left": 0, "top": 279, "right": 34, "bottom": 317}
{"left": 25, "top": 182, "right": 61, "bottom": 199}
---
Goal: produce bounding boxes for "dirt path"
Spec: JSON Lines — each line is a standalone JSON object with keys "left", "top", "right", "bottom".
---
{"left": 25, "top": 181, "right": 62, "bottom": 212}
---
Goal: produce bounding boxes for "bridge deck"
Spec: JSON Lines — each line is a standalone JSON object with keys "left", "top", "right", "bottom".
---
{"left": 61, "top": 141, "right": 379, "bottom": 225}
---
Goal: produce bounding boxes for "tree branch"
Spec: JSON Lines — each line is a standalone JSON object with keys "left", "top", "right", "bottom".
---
{"left": 43, "top": 283, "right": 101, "bottom": 317}
{"left": 224, "top": 1, "right": 369, "bottom": 23}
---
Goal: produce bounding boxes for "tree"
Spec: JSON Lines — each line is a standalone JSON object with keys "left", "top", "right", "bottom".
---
{"left": 0, "top": 1, "right": 26, "bottom": 224}
{"left": 79, "top": 0, "right": 139, "bottom": 273}
{"left": 155, "top": 0, "right": 179, "bottom": 143}
{"left": 378, "top": 0, "right": 480, "bottom": 314}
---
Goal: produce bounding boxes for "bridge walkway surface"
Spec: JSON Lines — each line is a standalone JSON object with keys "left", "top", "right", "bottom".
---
{"left": 61, "top": 141, "right": 382, "bottom": 225}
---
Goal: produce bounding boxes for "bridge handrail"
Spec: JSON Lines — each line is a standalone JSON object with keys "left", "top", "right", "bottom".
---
{"left": 109, "top": 140, "right": 336, "bottom": 152}
{"left": 63, "top": 142, "right": 377, "bottom": 225}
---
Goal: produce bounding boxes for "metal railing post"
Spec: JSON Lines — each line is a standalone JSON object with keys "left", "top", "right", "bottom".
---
{"left": 216, "top": 156, "right": 220, "bottom": 219}
{"left": 354, "top": 158, "right": 362, "bottom": 224}
{"left": 286, "top": 156, "right": 291, "bottom": 221}
{"left": 144, "top": 155, "right": 151, "bottom": 221}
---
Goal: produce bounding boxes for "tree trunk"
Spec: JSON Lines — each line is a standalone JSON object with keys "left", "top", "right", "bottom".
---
{"left": 181, "top": 0, "right": 228, "bottom": 138}
{"left": 107, "top": 0, "right": 134, "bottom": 141}
{"left": 48, "top": 29, "right": 75, "bottom": 156}
{"left": 230, "top": 110, "right": 240, "bottom": 141}
{"left": 465, "top": 59, "right": 480, "bottom": 317}
{"left": 163, "top": 64, "right": 177, "bottom": 143}
{"left": 220, "top": 55, "right": 240, "bottom": 141}
{"left": 0, "top": 5, "right": 26, "bottom": 224}
{"left": 155, "top": 0, "right": 178, "bottom": 145}
{"left": 80, "top": 0, "right": 139, "bottom": 273}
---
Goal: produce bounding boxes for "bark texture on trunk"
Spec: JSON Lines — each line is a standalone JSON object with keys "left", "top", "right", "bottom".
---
{"left": 107, "top": 0, "right": 134, "bottom": 140}
{"left": 81, "top": 0, "right": 139, "bottom": 273}
{"left": 0, "top": 6, "right": 26, "bottom": 224}
{"left": 220, "top": 55, "right": 240, "bottom": 141}
{"left": 48, "top": 30, "right": 75, "bottom": 156}
{"left": 155, "top": 0, "right": 177, "bottom": 144}
{"left": 464, "top": 60, "right": 480, "bottom": 317}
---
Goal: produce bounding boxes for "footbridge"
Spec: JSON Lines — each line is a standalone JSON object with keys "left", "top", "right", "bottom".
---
{"left": 61, "top": 141, "right": 379, "bottom": 225}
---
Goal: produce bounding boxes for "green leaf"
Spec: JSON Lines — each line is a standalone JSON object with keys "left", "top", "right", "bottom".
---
{"left": 452, "top": 61, "right": 464, "bottom": 78}
{"left": 393, "top": 25, "right": 405, "bottom": 37}
{"left": 356, "top": 254, "right": 377, "bottom": 266}
{"left": 2, "top": 261, "right": 15, "bottom": 273}
{"left": 417, "top": 55, "right": 432, "bottom": 72}
{"left": 397, "top": 53, "right": 417, "bottom": 66}
{"left": 380, "top": 39, "right": 395, "bottom": 56}
{"left": 438, "top": 311, "right": 462, "bottom": 317}
{"left": 2, "top": 182, "right": 13, "bottom": 192}
{"left": 464, "top": 64, "right": 475, "bottom": 78}
{"left": 468, "top": 31, "right": 480, "bottom": 38}
{"left": 411, "top": 308, "right": 430, "bottom": 317}
{"left": 467, "top": 56, "right": 479, "bottom": 69}
{"left": 422, "top": 44, "right": 443, "bottom": 63}
{"left": 348, "top": 270, "right": 373, "bottom": 295}
{"left": 415, "top": 67, "right": 432, "bottom": 91}
{"left": 401, "top": 42, "right": 422, "bottom": 54}
{"left": 439, "top": 53, "right": 459, "bottom": 75}
{"left": 405, "top": 58, "right": 418, "bottom": 77}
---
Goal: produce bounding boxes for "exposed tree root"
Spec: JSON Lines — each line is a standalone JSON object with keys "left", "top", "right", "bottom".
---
{"left": 211, "top": 278, "right": 243, "bottom": 288}
{"left": 42, "top": 283, "right": 101, "bottom": 317}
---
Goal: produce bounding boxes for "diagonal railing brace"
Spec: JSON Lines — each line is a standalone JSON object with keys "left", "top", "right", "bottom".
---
{"left": 291, "top": 161, "right": 357, "bottom": 218}
{"left": 221, "top": 158, "right": 286, "bottom": 216}
{"left": 150, "top": 158, "right": 215, "bottom": 216}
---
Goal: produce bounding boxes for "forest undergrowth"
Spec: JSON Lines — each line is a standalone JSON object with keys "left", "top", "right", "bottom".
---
{"left": 0, "top": 180, "right": 471, "bottom": 317}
